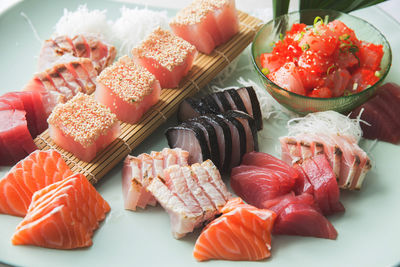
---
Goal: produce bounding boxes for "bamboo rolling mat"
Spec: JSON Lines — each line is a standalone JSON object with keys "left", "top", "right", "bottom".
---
{"left": 34, "top": 10, "right": 263, "bottom": 184}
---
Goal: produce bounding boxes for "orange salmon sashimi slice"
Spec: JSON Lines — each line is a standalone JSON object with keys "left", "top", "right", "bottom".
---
{"left": 12, "top": 173, "right": 110, "bottom": 249}
{"left": 193, "top": 197, "right": 276, "bottom": 261}
{"left": 0, "top": 150, "right": 74, "bottom": 217}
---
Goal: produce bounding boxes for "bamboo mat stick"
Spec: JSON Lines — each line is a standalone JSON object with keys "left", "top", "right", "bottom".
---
{"left": 34, "top": 10, "right": 263, "bottom": 184}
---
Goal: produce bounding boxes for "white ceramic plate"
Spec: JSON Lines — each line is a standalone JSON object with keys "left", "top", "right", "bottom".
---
{"left": 0, "top": 1, "right": 399, "bottom": 266}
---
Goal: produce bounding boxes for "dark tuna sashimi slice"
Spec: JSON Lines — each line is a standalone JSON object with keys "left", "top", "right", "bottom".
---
{"left": 177, "top": 98, "right": 215, "bottom": 123}
{"left": 187, "top": 118, "right": 220, "bottom": 168}
{"left": 0, "top": 110, "right": 37, "bottom": 165}
{"left": 273, "top": 203, "right": 338, "bottom": 240}
{"left": 224, "top": 110, "right": 258, "bottom": 152}
{"left": 230, "top": 165, "right": 296, "bottom": 208}
{"left": 216, "top": 113, "right": 246, "bottom": 169}
{"left": 237, "top": 87, "right": 263, "bottom": 130}
{"left": 226, "top": 89, "right": 247, "bottom": 113}
{"left": 203, "top": 95, "right": 222, "bottom": 114}
{"left": 201, "top": 114, "right": 232, "bottom": 173}
{"left": 351, "top": 83, "right": 400, "bottom": 144}
{"left": 301, "top": 154, "right": 344, "bottom": 215}
{"left": 166, "top": 123, "right": 210, "bottom": 164}
{"left": 215, "top": 91, "right": 232, "bottom": 112}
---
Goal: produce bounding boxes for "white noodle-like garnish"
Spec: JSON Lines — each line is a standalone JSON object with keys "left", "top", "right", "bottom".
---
{"left": 287, "top": 110, "right": 363, "bottom": 142}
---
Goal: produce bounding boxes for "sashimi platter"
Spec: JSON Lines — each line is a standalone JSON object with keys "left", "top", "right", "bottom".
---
{"left": 0, "top": 0, "right": 400, "bottom": 266}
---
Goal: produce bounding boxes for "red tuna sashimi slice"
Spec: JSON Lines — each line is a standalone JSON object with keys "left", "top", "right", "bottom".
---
{"left": 11, "top": 173, "right": 110, "bottom": 249}
{"left": 241, "top": 151, "right": 299, "bottom": 180}
{"left": 301, "top": 154, "right": 344, "bottom": 215}
{"left": 230, "top": 165, "right": 296, "bottom": 208}
{"left": 96, "top": 56, "right": 161, "bottom": 124}
{"left": 132, "top": 28, "right": 197, "bottom": 89}
{"left": 292, "top": 164, "right": 314, "bottom": 195}
{"left": 48, "top": 93, "right": 120, "bottom": 162}
{"left": 0, "top": 110, "right": 37, "bottom": 165}
{"left": 0, "top": 150, "right": 73, "bottom": 216}
{"left": 2, "top": 92, "right": 48, "bottom": 138}
{"left": 193, "top": 198, "right": 276, "bottom": 261}
{"left": 262, "top": 192, "right": 317, "bottom": 213}
{"left": 273, "top": 203, "right": 337, "bottom": 240}
{"left": 170, "top": 0, "right": 239, "bottom": 54}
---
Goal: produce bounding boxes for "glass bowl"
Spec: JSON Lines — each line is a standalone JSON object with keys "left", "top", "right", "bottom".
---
{"left": 251, "top": 9, "right": 392, "bottom": 115}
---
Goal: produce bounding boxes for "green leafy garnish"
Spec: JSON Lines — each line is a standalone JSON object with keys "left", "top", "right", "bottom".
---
{"left": 273, "top": 0, "right": 387, "bottom": 19}
{"left": 313, "top": 16, "right": 324, "bottom": 27}
{"left": 339, "top": 34, "right": 350, "bottom": 40}
{"left": 375, "top": 71, "right": 381, "bottom": 77}
{"left": 279, "top": 33, "right": 284, "bottom": 41}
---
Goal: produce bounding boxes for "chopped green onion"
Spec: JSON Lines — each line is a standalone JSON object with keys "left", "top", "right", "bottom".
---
{"left": 294, "top": 31, "right": 305, "bottom": 41}
{"left": 262, "top": 67, "right": 270, "bottom": 75}
{"left": 313, "top": 16, "right": 324, "bottom": 27}
{"left": 324, "top": 15, "right": 329, "bottom": 25}
{"left": 375, "top": 71, "right": 381, "bottom": 77}
{"left": 279, "top": 33, "right": 284, "bottom": 41}
{"left": 327, "top": 65, "right": 336, "bottom": 75}
{"left": 301, "top": 43, "right": 310, "bottom": 51}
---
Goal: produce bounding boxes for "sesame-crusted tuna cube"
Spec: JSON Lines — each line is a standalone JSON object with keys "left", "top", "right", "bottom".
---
{"left": 47, "top": 93, "right": 120, "bottom": 162}
{"left": 132, "top": 28, "right": 197, "bottom": 89}
{"left": 96, "top": 56, "right": 161, "bottom": 124}
{"left": 169, "top": 0, "right": 239, "bottom": 54}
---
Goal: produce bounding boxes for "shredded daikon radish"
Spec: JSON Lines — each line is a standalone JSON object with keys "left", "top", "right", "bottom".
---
{"left": 111, "top": 7, "right": 169, "bottom": 56}
{"left": 54, "top": 5, "right": 112, "bottom": 41}
{"left": 287, "top": 111, "right": 363, "bottom": 142}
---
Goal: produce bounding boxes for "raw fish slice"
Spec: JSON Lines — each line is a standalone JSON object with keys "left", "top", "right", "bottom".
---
{"left": 212, "top": 0, "right": 239, "bottom": 43}
{"left": 237, "top": 87, "right": 262, "bottom": 130}
{"left": 52, "top": 63, "right": 85, "bottom": 96}
{"left": 0, "top": 150, "right": 73, "bottom": 216}
{"left": 191, "top": 163, "right": 226, "bottom": 209}
{"left": 193, "top": 198, "right": 276, "bottom": 261}
{"left": 301, "top": 154, "right": 344, "bottom": 215}
{"left": 132, "top": 28, "right": 197, "bottom": 89}
{"left": 136, "top": 154, "right": 157, "bottom": 208}
{"left": 200, "top": 114, "right": 232, "bottom": 172}
{"left": 204, "top": 94, "right": 223, "bottom": 113}
{"left": 122, "top": 156, "right": 142, "bottom": 211}
{"left": 96, "top": 56, "right": 161, "bottom": 124}
{"left": 166, "top": 123, "right": 209, "bottom": 164}
{"left": 48, "top": 93, "right": 120, "bottom": 162}
{"left": 163, "top": 165, "right": 204, "bottom": 225}
{"left": 12, "top": 174, "right": 110, "bottom": 249}
{"left": 201, "top": 160, "right": 231, "bottom": 201}
{"left": 241, "top": 151, "right": 299, "bottom": 181}
{"left": 293, "top": 164, "right": 314, "bottom": 195}
{"left": 225, "top": 110, "right": 258, "bottom": 152}
{"left": 230, "top": 165, "right": 295, "bottom": 208}
{"left": 226, "top": 89, "right": 247, "bottom": 114}
{"left": 181, "top": 165, "right": 216, "bottom": 221}
{"left": 77, "top": 35, "right": 116, "bottom": 73}
{"left": 216, "top": 113, "right": 246, "bottom": 169}
{"left": 0, "top": 110, "right": 37, "bottom": 166}
{"left": 147, "top": 176, "right": 200, "bottom": 239}
{"left": 279, "top": 136, "right": 302, "bottom": 164}
{"left": 177, "top": 98, "right": 205, "bottom": 123}
{"left": 262, "top": 192, "right": 316, "bottom": 213}
{"left": 47, "top": 66, "right": 75, "bottom": 100}
{"left": 65, "top": 58, "right": 97, "bottom": 95}
{"left": 215, "top": 91, "right": 232, "bottom": 112}
{"left": 188, "top": 119, "right": 220, "bottom": 168}
{"left": 273, "top": 203, "right": 338, "bottom": 240}
{"left": 122, "top": 148, "right": 189, "bottom": 211}
{"left": 170, "top": 0, "right": 239, "bottom": 54}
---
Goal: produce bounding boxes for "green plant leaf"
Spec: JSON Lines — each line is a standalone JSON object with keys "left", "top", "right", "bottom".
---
{"left": 273, "top": 0, "right": 290, "bottom": 19}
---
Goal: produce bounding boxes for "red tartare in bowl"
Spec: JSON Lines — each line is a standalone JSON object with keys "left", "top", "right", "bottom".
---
{"left": 251, "top": 9, "right": 392, "bottom": 114}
